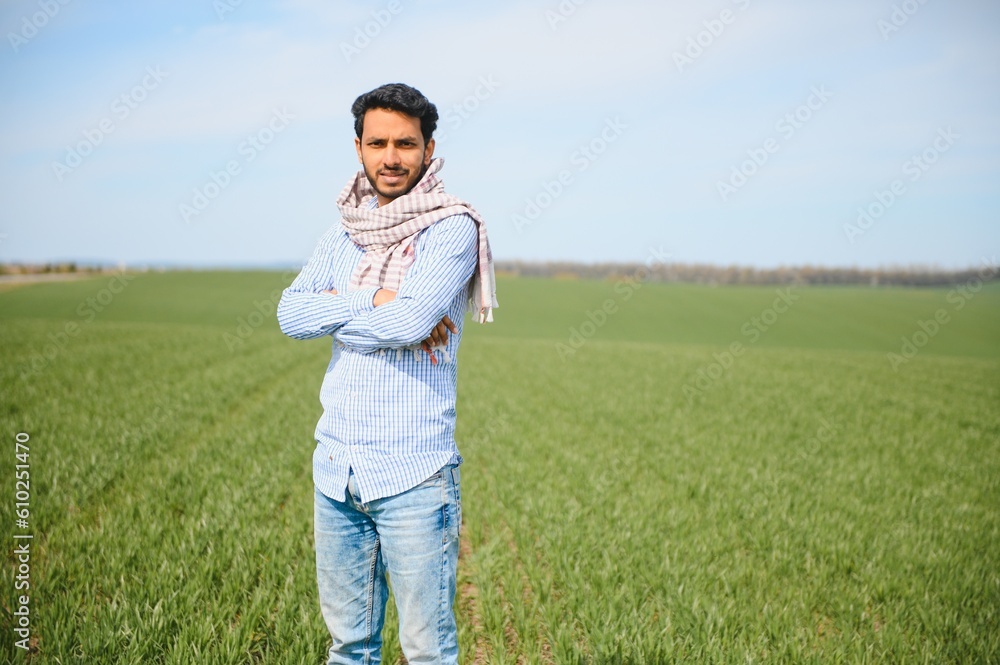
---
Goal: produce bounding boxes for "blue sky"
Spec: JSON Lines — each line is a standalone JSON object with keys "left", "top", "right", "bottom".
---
{"left": 1, "top": 0, "right": 997, "bottom": 269}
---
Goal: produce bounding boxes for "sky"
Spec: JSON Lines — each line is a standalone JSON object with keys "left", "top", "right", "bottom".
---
{"left": 1, "top": 0, "right": 998, "bottom": 270}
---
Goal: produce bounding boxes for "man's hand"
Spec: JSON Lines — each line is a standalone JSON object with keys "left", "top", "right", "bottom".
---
{"left": 373, "top": 289, "right": 396, "bottom": 307}
{"left": 421, "top": 315, "right": 457, "bottom": 365}
{"left": 329, "top": 287, "right": 454, "bottom": 364}
{"left": 324, "top": 288, "right": 396, "bottom": 308}
{"left": 424, "top": 315, "right": 456, "bottom": 347}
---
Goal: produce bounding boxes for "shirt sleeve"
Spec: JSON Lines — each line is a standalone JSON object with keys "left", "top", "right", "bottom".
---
{"left": 333, "top": 214, "right": 478, "bottom": 352}
{"left": 277, "top": 226, "right": 380, "bottom": 340}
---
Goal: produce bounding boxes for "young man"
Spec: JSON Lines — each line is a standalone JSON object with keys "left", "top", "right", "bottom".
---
{"left": 277, "top": 83, "right": 497, "bottom": 664}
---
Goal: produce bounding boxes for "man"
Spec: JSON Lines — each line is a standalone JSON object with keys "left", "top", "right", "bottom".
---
{"left": 277, "top": 83, "right": 497, "bottom": 664}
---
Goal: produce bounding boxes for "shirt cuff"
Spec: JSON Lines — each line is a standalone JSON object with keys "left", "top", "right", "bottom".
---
{"left": 348, "top": 288, "right": 379, "bottom": 317}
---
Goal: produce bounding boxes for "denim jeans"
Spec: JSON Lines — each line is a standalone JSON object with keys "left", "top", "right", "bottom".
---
{"left": 314, "top": 465, "right": 461, "bottom": 665}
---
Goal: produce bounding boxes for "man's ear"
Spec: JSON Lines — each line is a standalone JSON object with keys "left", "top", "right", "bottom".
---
{"left": 424, "top": 137, "right": 435, "bottom": 165}
{"left": 355, "top": 136, "right": 363, "bottom": 164}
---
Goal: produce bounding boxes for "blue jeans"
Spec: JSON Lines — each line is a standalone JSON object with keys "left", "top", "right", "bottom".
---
{"left": 314, "top": 465, "right": 461, "bottom": 665}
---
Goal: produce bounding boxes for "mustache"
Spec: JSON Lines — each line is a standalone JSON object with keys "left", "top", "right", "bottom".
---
{"left": 379, "top": 167, "right": 407, "bottom": 175}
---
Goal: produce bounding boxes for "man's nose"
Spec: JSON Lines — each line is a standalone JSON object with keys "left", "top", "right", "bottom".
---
{"left": 383, "top": 144, "right": 400, "bottom": 166}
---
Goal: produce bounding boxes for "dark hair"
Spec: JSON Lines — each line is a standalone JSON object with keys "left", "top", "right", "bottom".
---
{"left": 352, "top": 83, "right": 439, "bottom": 144}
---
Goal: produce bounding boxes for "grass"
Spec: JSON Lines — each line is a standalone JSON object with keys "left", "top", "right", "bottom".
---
{"left": 1, "top": 271, "right": 998, "bottom": 663}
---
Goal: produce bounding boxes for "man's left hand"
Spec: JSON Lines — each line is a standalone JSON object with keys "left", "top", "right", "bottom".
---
{"left": 421, "top": 315, "right": 457, "bottom": 365}
{"left": 327, "top": 287, "right": 456, "bottom": 365}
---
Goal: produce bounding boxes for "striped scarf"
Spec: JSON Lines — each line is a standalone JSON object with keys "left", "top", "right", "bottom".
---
{"left": 337, "top": 157, "right": 497, "bottom": 324}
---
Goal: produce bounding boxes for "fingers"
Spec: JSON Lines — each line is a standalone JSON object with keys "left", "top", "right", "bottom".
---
{"left": 421, "top": 315, "right": 458, "bottom": 364}
{"left": 322, "top": 288, "right": 338, "bottom": 295}
{"left": 428, "top": 321, "right": 446, "bottom": 347}
{"left": 429, "top": 317, "right": 456, "bottom": 346}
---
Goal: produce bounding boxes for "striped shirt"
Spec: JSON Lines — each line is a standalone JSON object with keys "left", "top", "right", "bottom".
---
{"left": 278, "top": 198, "right": 478, "bottom": 503}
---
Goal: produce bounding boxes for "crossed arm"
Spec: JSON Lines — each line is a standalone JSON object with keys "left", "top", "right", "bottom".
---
{"left": 277, "top": 214, "right": 478, "bottom": 362}
{"left": 321, "top": 286, "right": 456, "bottom": 361}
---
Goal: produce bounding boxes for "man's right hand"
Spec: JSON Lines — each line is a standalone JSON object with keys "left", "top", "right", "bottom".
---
{"left": 373, "top": 289, "right": 396, "bottom": 307}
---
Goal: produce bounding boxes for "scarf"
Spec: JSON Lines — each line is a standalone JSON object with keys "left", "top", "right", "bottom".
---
{"left": 337, "top": 157, "right": 498, "bottom": 325}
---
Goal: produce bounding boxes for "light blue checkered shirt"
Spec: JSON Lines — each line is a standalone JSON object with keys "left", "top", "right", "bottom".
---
{"left": 278, "top": 198, "right": 478, "bottom": 503}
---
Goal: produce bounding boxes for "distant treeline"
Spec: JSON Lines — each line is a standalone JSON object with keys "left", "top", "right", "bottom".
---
{"left": 3, "top": 261, "right": 997, "bottom": 287}
{"left": 0, "top": 262, "right": 105, "bottom": 275}
{"left": 495, "top": 260, "right": 999, "bottom": 287}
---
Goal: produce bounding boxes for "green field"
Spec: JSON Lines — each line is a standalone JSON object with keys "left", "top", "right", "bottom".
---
{"left": 1, "top": 271, "right": 998, "bottom": 664}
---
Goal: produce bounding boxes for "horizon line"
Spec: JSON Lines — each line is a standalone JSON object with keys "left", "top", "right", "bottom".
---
{"left": 1, "top": 258, "right": 996, "bottom": 274}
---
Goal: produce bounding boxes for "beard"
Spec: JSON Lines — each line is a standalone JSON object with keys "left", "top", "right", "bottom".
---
{"left": 362, "top": 155, "right": 429, "bottom": 203}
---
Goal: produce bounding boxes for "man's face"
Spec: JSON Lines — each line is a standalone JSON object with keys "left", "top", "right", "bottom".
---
{"left": 355, "top": 108, "right": 435, "bottom": 206}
